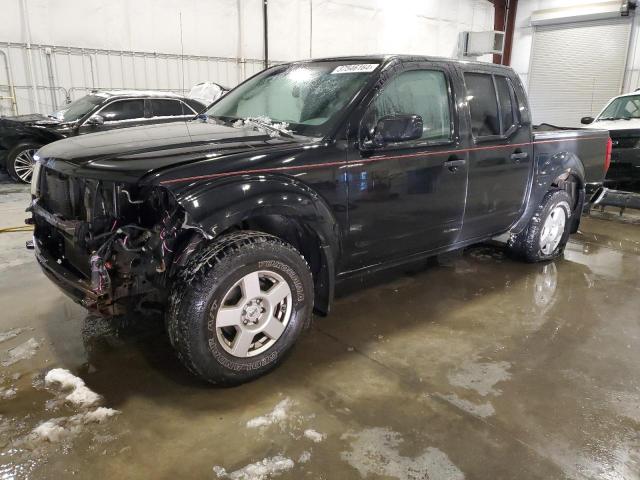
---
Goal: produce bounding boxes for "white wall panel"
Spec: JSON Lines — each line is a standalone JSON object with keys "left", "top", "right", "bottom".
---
{"left": 0, "top": 0, "right": 494, "bottom": 115}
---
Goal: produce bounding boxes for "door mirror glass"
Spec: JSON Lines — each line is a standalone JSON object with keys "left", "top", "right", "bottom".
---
{"left": 87, "top": 114, "right": 104, "bottom": 126}
{"left": 581, "top": 116, "right": 594, "bottom": 125}
{"left": 368, "top": 114, "right": 423, "bottom": 148}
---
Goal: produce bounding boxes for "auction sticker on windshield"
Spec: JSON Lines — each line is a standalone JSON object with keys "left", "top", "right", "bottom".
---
{"left": 331, "top": 64, "right": 379, "bottom": 74}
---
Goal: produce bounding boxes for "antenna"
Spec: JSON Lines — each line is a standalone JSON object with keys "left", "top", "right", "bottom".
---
{"left": 179, "top": 11, "right": 185, "bottom": 94}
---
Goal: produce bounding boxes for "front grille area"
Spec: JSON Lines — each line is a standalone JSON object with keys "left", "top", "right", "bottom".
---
{"left": 612, "top": 137, "right": 638, "bottom": 149}
{"left": 41, "top": 168, "right": 79, "bottom": 219}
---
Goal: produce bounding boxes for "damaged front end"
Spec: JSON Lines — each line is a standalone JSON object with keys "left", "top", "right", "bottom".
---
{"left": 30, "top": 166, "right": 203, "bottom": 316}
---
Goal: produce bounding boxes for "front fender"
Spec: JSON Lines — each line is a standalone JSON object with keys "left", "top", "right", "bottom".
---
{"left": 172, "top": 173, "right": 341, "bottom": 259}
{"left": 511, "top": 151, "right": 585, "bottom": 234}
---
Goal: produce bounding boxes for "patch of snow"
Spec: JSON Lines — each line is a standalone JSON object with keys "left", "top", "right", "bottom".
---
{"left": 303, "top": 429, "right": 326, "bottom": 443}
{"left": 2, "top": 338, "right": 40, "bottom": 366}
{"left": 77, "top": 407, "right": 120, "bottom": 424}
{"left": 213, "top": 455, "right": 294, "bottom": 480}
{"left": 28, "top": 407, "right": 120, "bottom": 444}
{"left": 232, "top": 116, "right": 293, "bottom": 138}
{"left": 246, "top": 398, "right": 293, "bottom": 429}
{"left": 44, "top": 368, "right": 101, "bottom": 407}
{"left": 32, "top": 418, "right": 76, "bottom": 443}
{"left": 0, "top": 386, "right": 17, "bottom": 400}
{"left": 341, "top": 427, "right": 464, "bottom": 480}
{"left": 298, "top": 451, "right": 311, "bottom": 463}
{"left": 447, "top": 359, "right": 511, "bottom": 397}
{"left": 0, "top": 328, "right": 25, "bottom": 344}
{"left": 437, "top": 393, "right": 495, "bottom": 418}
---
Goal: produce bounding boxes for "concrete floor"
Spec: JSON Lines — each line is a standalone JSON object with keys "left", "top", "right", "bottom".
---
{"left": 1, "top": 178, "right": 639, "bottom": 480}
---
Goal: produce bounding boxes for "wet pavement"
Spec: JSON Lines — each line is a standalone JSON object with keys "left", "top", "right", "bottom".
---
{"left": 1, "top": 184, "right": 639, "bottom": 479}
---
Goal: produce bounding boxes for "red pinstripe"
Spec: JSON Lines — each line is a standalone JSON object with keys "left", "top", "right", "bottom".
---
{"left": 159, "top": 136, "right": 603, "bottom": 185}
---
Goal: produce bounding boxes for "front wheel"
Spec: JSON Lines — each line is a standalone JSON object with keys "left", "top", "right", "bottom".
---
{"left": 508, "top": 190, "right": 572, "bottom": 262}
{"left": 7, "top": 142, "right": 42, "bottom": 183}
{"left": 167, "top": 232, "right": 314, "bottom": 385}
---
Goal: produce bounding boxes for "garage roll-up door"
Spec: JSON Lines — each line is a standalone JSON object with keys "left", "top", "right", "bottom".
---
{"left": 528, "top": 18, "right": 632, "bottom": 127}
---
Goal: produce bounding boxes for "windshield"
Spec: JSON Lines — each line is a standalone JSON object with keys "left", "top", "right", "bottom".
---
{"left": 204, "top": 61, "right": 379, "bottom": 137}
{"left": 598, "top": 95, "right": 640, "bottom": 120}
{"left": 51, "top": 95, "right": 104, "bottom": 122}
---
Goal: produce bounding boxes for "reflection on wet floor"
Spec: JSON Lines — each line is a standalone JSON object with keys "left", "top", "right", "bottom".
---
{"left": 1, "top": 205, "right": 639, "bottom": 478}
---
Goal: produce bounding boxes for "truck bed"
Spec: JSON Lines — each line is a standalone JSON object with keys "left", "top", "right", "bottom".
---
{"left": 533, "top": 124, "right": 610, "bottom": 186}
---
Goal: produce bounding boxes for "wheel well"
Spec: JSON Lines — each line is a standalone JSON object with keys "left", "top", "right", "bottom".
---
{"left": 224, "top": 214, "right": 332, "bottom": 316}
{"left": 551, "top": 173, "right": 582, "bottom": 211}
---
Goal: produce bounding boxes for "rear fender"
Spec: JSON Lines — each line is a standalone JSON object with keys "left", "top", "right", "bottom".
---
{"left": 511, "top": 151, "right": 585, "bottom": 234}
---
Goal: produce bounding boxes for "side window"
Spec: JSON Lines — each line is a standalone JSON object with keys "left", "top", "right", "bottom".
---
{"left": 364, "top": 70, "right": 452, "bottom": 143}
{"left": 99, "top": 99, "right": 145, "bottom": 122}
{"left": 464, "top": 73, "right": 518, "bottom": 138}
{"left": 150, "top": 99, "right": 191, "bottom": 117}
{"left": 464, "top": 73, "right": 500, "bottom": 137}
{"left": 495, "top": 76, "right": 516, "bottom": 133}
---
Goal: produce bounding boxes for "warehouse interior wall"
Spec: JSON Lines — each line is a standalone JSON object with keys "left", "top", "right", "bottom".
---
{"left": 511, "top": 0, "right": 640, "bottom": 94}
{"left": 0, "top": 0, "right": 494, "bottom": 116}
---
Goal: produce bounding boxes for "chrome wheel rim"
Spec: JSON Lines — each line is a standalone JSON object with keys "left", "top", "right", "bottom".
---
{"left": 213, "top": 270, "right": 292, "bottom": 358}
{"left": 539, "top": 205, "right": 567, "bottom": 255}
{"left": 13, "top": 148, "right": 38, "bottom": 183}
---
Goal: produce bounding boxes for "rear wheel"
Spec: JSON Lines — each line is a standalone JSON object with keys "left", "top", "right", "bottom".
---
{"left": 167, "top": 231, "right": 314, "bottom": 385}
{"left": 7, "top": 142, "right": 42, "bottom": 183}
{"left": 508, "top": 190, "right": 572, "bottom": 262}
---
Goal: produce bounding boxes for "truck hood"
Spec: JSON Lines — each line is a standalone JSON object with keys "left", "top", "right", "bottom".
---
{"left": 585, "top": 118, "right": 640, "bottom": 131}
{"left": 37, "top": 120, "right": 304, "bottom": 183}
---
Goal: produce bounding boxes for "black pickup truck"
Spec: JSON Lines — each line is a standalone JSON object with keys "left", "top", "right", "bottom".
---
{"left": 29, "top": 56, "right": 611, "bottom": 384}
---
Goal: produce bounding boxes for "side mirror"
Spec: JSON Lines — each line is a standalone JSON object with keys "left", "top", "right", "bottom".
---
{"left": 581, "top": 116, "right": 594, "bottom": 125}
{"left": 87, "top": 114, "right": 105, "bottom": 126}
{"left": 367, "top": 114, "right": 423, "bottom": 148}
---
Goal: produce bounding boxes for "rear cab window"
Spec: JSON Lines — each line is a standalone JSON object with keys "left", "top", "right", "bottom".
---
{"left": 464, "top": 72, "right": 518, "bottom": 140}
{"left": 149, "top": 99, "right": 193, "bottom": 117}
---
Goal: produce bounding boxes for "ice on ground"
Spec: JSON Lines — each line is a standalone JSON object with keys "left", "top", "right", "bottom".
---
{"left": 44, "top": 368, "right": 101, "bottom": 407}
{"left": 2, "top": 337, "right": 40, "bottom": 366}
{"left": 447, "top": 359, "right": 511, "bottom": 396}
{"left": 246, "top": 398, "right": 293, "bottom": 429}
{"left": 213, "top": 455, "right": 294, "bottom": 480}
{"left": 341, "top": 427, "right": 464, "bottom": 480}
{"left": 303, "top": 429, "right": 326, "bottom": 443}
{"left": 0, "top": 386, "right": 17, "bottom": 400}
{"left": 438, "top": 393, "right": 495, "bottom": 418}
{"left": 0, "top": 328, "right": 26, "bottom": 344}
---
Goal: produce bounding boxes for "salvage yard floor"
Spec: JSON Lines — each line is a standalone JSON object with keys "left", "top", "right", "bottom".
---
{"left": 1, "top": 180, "right": 639, "bottom": 479}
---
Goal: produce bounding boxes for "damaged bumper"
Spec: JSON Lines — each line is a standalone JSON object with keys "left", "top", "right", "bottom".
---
{"left": 33, "top": 237, "right": 122, "bottom": 315}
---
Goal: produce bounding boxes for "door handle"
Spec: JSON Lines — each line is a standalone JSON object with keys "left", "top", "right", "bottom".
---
{"left": 443, "top": 157, "right": 466, "bottom": 172}
{"left": 510, "top": 151, "right": 529, "bottom": 162}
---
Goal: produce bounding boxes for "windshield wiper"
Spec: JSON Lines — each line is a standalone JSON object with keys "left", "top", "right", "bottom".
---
{"left": 598, "top": 117, "right": 627, "bottom": 121}
{"left": 243, "top": 118, "right": 294, "bottom": 139}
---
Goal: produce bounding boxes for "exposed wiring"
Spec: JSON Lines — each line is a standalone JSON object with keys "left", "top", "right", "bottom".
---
{"left": 0, "top": 225, "right": 34, "bottom": 234}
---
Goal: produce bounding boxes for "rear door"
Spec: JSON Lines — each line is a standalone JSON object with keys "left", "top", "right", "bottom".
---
{"left": 459, "top": 69, "right": 533, "bottom": 240}
{"left": 146, "top": 98, "right": 197, "bottom": 124}
{"left": 344, "top": 62, "right": 469, "bottom": 270}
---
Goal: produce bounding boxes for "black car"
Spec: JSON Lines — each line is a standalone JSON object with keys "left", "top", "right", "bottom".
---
{"left": 29, "top": 56, "right": 610, "bottom": 385}
{"left": 0, "top": 90, "right": 205, "bottom": 183}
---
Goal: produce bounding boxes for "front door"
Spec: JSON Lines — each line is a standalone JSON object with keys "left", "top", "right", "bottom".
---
{"left": 77, "top": 98, "right": 149, "bottom": 134}
{"left": 459, "top": 70, "right": 533, "bottom": 240}
{"left": 344, "top": 65, "right": 468, "bottom": 270}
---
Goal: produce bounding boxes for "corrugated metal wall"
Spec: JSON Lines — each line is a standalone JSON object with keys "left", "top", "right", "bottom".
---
{"left": 0, "top": 0, "right": 495, "bottom": 116}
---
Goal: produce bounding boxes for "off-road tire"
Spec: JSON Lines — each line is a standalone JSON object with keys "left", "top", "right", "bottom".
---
{"left": 167, "top": 231, "right": 314, "bottom": 385}
{"left": 508, "top": 190, "right": 572, "bottom": 263}
{"left": 7, "top": 142, "right": 42, "bottom": 183}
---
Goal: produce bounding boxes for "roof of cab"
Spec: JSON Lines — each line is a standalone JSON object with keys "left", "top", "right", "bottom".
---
{"left": 291, "top": 54, "right": 514, "bottom": 71}
{"left": 90, "top": 89, "right": 185, "bottom": 99}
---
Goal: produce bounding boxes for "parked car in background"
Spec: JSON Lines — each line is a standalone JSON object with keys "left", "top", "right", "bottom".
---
{"left": 29, "top": 56, "right": 610, "bottom": 385}
{"left": 582, "top": 91, "right": 640, "bottom": 189}
{"left": 0, "top": 90, "right": 206, "bottom": 183}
